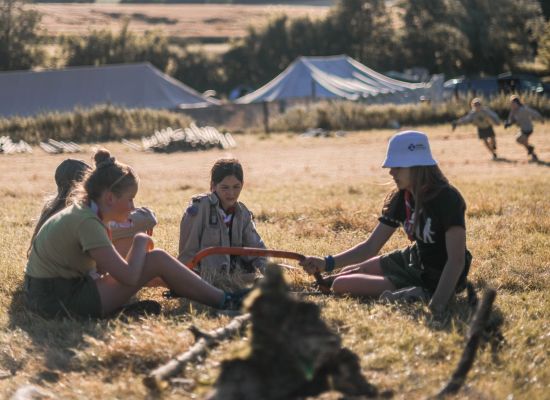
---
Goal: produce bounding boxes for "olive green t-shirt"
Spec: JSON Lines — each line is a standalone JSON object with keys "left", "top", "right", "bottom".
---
{"left": 26, "top": 203, "right": 112, "bottom": 279}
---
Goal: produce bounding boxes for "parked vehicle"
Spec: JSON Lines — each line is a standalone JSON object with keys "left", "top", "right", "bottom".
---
{"left": 443, "top": 73, "right": 545, "bottom": 99}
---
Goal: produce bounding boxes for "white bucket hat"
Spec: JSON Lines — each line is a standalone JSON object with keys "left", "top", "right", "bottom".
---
{"left": 382, "top": 131, "right": 437, "bottom": 168}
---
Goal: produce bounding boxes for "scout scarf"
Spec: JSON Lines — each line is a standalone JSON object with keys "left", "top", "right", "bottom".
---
{"left": 90, "top": 200, "right": 112, "bottom": 241}
{"left": 404, "top": 190, "right": 415, "bottom": 241}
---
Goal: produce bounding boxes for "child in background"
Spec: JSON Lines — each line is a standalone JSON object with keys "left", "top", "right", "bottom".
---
{"left": 505, "top": 95, "right": 544, "bottom": 162}
{"left": 452, "top": 98, "right": 501, "bottom": 160}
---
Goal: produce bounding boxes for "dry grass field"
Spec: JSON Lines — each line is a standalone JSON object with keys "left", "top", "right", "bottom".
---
{"left": 32, "top": 3, "right": 331, "bottom": 39}
{"left": 1, "top": 125, "right": 549, "bottom": 399}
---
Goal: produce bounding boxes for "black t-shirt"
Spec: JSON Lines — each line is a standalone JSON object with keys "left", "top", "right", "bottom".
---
{"left": 379, "top": 186, "right": 468, "bottom": 289}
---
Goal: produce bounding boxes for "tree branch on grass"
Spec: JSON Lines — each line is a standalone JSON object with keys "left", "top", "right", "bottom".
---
{"left": 434, "top": 288, "right": 497, "bottom": 398}
{"left": 143, "top": 313, "right": 251, "bottom": 392}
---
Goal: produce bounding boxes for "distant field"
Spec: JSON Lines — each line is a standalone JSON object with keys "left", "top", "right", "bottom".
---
{"left": 31, "top": 3, "right": 331, "bottom": 40}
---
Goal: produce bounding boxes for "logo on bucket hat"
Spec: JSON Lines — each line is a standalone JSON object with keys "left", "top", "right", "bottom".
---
{"left": 382, "top": 131, "right": 437, "bottom": 168}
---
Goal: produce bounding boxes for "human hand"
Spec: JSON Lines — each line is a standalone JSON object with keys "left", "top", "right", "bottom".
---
{"left": 299, "top": 256, "right": 326, "bottom": 275}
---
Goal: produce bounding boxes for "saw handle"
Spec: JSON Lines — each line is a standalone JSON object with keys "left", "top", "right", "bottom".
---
{"left": 187, "top": 246, "right": 331, "bottom": 294}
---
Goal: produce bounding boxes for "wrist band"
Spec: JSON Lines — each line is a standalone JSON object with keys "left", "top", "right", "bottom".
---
{"left": 324, "top": 255, "right": 335, "bottom": 272}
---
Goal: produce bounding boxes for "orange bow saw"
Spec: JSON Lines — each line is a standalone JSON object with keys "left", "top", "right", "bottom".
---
{"left": 188, "top": 246, "right": 330, "bottom": 293}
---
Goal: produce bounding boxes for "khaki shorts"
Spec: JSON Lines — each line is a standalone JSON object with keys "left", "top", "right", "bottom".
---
{"left": 379, "top": 246, "right": 426, "bottom": 290}
{"left": 23, "top": 274, "right": 102, "bottom": 319}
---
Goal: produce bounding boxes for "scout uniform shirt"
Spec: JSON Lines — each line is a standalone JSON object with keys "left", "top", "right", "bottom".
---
{"left": 507, "top": 105, "right": 543, "bottom": 134}
{"left": 455, "top": 107, "right": 500, "bottom": 129}
{"left": 178, "top": 193, "right": 267, "bottom": 274}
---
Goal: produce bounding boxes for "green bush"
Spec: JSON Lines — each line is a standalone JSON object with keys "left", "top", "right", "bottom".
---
{"left": 270, "top": 93, "right": 550, "bottom": 132}
{"left": 0, "top": 105, "right": 194, "bottom": 143}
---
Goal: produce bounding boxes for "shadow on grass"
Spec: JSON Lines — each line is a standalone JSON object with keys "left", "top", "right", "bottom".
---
{"left": 532, "top": 158, "right": 550, "bottom": 167}
{"left": 492, "top": 156, "right": 518, "bottom": 164}
{"left": 380, "top": 283, "right": 505, "bottom": 360}
{"left": 7, "top": 285, "right": 110, "bottom": 378}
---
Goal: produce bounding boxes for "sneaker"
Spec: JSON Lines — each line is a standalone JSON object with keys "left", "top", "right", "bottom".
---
{"left": 492, "top": 153, "right": 498, "bottom": 160}
{"left": 527, "top": 145, "right": 535, "bottom": 155}
{"left": 221, "top": 287, "right": 253, "bottom": 310}
{"left": 531, "top": 153, "right": 539, "bottom": 162}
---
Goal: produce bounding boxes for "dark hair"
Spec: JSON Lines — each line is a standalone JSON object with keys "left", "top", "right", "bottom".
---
{"left": 72, "top": 148, "right": 138, "bottom": 204}
{"left": 28, "top": 159, "right": 91, "bottom": 257}
{"left": 210, "top": 158, "right": 243, "bottom": 185}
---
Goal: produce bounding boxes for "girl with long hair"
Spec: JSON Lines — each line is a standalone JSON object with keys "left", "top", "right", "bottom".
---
{"left": 178, "top": 158, "right": 266, "bottom": 287}
{"left": 24, "top": 149, "right": 243, "bottom": 318}
{"left": 301, "top": 131, "right": 471, "bottom": 314}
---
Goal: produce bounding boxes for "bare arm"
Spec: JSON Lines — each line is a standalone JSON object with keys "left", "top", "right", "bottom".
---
{"left": 429, "top": 226, "right": 466, "bottom": 313}
{"left": 301, "top": 222, "right": 396, "bottom": 274}
{"left": 89, "top": 233, "right": 153, "bottom": 286}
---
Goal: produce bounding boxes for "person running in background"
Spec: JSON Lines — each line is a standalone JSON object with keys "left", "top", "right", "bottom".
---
{"left": 452, "top": 98, "right": 501, "bottom": 160}
{"left": 504, "top": 95, "right": 544, "bottom": 162}
{"left": 24, "top": 150, "right": 244, "bottom": 319}
{"left": 28, "top": 158, "right": 157, "bottom": 259}
{"left": 178, "top": 158, "right": 266, "bottom": 287}
{"left": 301, "top": 131, "right": 471, "bottom": 315}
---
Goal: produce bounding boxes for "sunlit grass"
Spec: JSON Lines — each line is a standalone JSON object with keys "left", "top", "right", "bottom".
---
{"left": 1, "top": 125, "right": 549, "bottom": 398}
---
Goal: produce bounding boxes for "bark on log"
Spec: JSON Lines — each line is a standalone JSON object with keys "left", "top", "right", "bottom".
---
{"left": 435, "top": 288, "right": 497, "bottom": 398}
{"left": 143, "top": 313, "right": 251, "bottom": 391}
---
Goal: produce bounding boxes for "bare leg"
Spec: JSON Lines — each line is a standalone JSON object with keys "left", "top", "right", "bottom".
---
{"left": 95, "top": 249, "right": 225, "bottom": 315}
{"left": 331, "top": 257, "right": 396, "bottom": 296}
{"left": 481, "top": 138, "right": 494, "bottom": 156}
{"left": 113, "top": 237, "right": 167, "bottom": 288}
{"left": 335, "top": 256, "right": 384, "bottom": 276}
{"left": 332, "top": 274, "right": 396, "bottom": 297}
{"left": 516, "top": 132, "right": 536, "bottom": 159}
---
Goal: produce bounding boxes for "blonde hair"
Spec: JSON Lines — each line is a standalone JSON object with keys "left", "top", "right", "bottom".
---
{"left": 71, "top": 148, "right": 138, "bottom": 204}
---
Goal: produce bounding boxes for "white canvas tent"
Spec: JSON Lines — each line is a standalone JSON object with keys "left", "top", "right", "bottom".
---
{"left": 235, "top": 55, "right": 441, "bottom": 104}
{"left": 0, "top": 63, "right": 219, "bottom": 118}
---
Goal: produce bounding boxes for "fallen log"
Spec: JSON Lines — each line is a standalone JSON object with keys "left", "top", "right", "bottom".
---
{"left": 434, "top": 288, "right": 497, "bottom": 398}
{"left": 143, "top": 313, "right": 251, "bottom": 391}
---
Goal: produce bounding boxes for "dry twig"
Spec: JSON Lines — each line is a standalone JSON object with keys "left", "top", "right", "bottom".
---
{"left": 434, "top": 288, "right": 497, "bottom": 398}
{"left": 143, "top": 313, "right": 250, "bottom": 391}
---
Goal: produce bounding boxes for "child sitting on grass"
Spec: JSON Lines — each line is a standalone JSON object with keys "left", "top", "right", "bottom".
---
{"left": 24, "top": 150, "right": 245, "bottom": 318}
{"left": 301, "top": 131, "right": 471, "bottom": 315}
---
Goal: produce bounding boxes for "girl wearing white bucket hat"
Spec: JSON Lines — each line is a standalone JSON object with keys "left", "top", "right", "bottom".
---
{"left": 301, "top": 131, "right": 471, "bottom": 315}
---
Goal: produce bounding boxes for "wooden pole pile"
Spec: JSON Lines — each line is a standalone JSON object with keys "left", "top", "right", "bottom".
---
{"left": 130, "top": 124, "right": 236, "bottom": 153}
{"left": 39, "top": 138, "right": 82, "bottom": 154}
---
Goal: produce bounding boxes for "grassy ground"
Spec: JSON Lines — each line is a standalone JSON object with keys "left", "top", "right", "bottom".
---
{"left": 1, "top": 125, "right": 549, "bottom": 398}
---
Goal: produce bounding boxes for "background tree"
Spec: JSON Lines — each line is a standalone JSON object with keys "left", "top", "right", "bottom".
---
{"left": 62, "top": 21, "right": 172, "bottom": 71}
{"left": 400, "top": 0, "right": 544, "bottom": 75}
{"left": 455, "top": 0, "right": 544, "bottom": 74}
{"left": 400, "top": 0, "right": 471, "bottom": 74}
{"left": 537, "top": 21, "right": 550, "bottom": 71}
{"left": 0, "top": 0, "right": 45, "bottom": 71}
